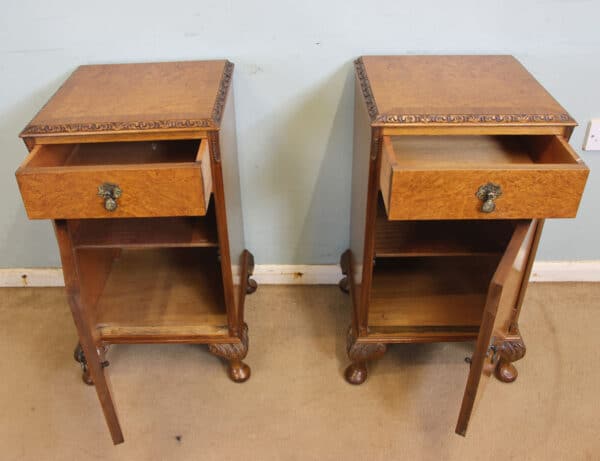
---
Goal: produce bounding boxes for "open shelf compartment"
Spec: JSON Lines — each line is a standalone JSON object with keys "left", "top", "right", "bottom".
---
{"left": 367, "top": 255, "right": 501, "bottom": 342}
{"left": 69, "top": 200, "right": 218, "bottom": 249}
{"left": 375, "top": 194, "right": 516, "bottom": 257}
{"left": 78, "top": 246, "right": 229, "bottom": 343}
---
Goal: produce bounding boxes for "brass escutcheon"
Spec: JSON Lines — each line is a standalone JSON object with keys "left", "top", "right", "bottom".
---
{"left": 476, "top": 183, "right": 502, "bottom": 213}
{"left": 97, "top": 183, "right": 122, "bottom": 212}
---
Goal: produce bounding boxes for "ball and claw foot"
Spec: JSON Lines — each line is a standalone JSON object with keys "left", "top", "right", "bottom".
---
{"left": 208, "top": 324, "right": 251, "bottom": 383}
{"left": 345, "top": 362, "right": 368, "bottom": 385}
{"left": 246, "top": 277, "right": 257, "bottom": 294}
{"left": 338, "top": 276, "right": 349, "bottom": 294}
{"left": 228, "top": 359, "right": 251, "bottom": 383}
{"left": 495, "top": 360, "right": 519, "bottom": 383}
{"left": 345, "top": 328, "right": 386, "bottom": 385}
{"left": 339, "top": 250, "right": 351, "bottom": 294}
{"left": 73, "top": 343, "right": 94, "bottom": 386}
{"left": 493, "top": 329, "right": 526, "bottom": 384}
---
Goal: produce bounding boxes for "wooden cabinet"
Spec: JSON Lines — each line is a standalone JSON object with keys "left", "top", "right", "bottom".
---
{"left": 15, "top": 60, "right": 256, "bottom": 444}
{"left": 340, "top": 55, "right": 589, "bottom": 436}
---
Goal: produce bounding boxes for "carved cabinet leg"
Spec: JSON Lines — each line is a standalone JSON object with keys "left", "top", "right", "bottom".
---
{"left": 495, "top": 328, "right": 526, "bottom": 383}
{"left": 73, "top": 342, "right": 94, "bottom": 386}
{"left": 344, "top": 328, "right": 387, "bottom": 385}
{"left": 338, "top": 250, "right": 350, "bottom": 294}
{"left": 208, "top": 324, "right": 251, "bottom": 383}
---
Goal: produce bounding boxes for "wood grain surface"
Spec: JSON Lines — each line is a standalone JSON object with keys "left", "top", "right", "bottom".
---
{"left": 95, "top": 248, "right": 229, "bottom": 343}
{"left": 358, "top": 56, "right": 575, "bottom": 126}
{"left": 16, "top": 140, "right": 212, "bottom": 219}
{"left": 20, "top": 60, "right": 232, "bottom": 137}
{"left": 455, "top": 221, "right": 531, "bottom": 436}
{"left": 368, "top": 257, "right": 499, "bottom": 333}
{"left": 375, "top": 195, "right": 515, "bottom": 257}
{"left": 381, "top": 135, "right": 588, "bottom": 220}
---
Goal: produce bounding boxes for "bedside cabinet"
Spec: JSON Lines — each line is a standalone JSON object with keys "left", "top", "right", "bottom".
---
{"left": 340, "top": 55, "right": 589, "bottom": 436}
{"left": 15, "top": 60, "right": 256, "bottom": 444}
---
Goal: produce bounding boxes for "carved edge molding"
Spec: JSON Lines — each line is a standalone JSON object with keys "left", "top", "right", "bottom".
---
{"left": 208, "top": 323, "right": 249, "bottom": 360}
{"left": 373, "top": 113, "right": 574, "bottom": 124}
{"left": 354, "top": 57, "right": 574, "bottom": 125}
{"left": 354, "top": 57, "right": 379, "bottom": 121}
{"left": 20, "top": 118, "right": 215, "bottom": 136}
{"left": 208, "top": 132, "right": 220, "bottom": 163}
{"left": 346, "top": 327, "right": 386, "bottom": 362}
{"left": 211, "top": 60, "right": 234, "bottom": 125}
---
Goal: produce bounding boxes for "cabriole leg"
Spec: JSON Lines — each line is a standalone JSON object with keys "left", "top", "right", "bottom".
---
{"left": 344, "top": 328, "right": 386, "bottom": 385}
{"left": 208, "top": 323, "right": 251, "bottom": 383}
{"left": 73, "top": 342, "right": 94, "bottom": 385}
{"left": 495, "top": 328, "right": 526, "bottom": 383}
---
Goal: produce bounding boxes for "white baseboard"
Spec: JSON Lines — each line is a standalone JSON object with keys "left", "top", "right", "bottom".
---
{"left": 0, "top": 268, "right": 65, "bottom": 287}
{"left": 529, "top": 261, "right": 600, "bottom": 282}
{"left": 1, "top": 261, "right": 600, "bottom": 287}
{"left": 253, "top": 265, "right": 341, "bottom": 285}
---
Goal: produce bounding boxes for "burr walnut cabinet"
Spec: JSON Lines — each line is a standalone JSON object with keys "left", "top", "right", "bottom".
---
{"left": 15, "top": 60, "right": 256, "bottom": 444}
{"left": 339, "top": 55, "right": 589, "bottom": 436}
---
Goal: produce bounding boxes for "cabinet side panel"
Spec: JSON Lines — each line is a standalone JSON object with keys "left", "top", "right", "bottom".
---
{"left": 349, "top": 79, "right": 372, "bottom": 332}
{"left": 218, "top": 84, "right": 246, "bottom": 329}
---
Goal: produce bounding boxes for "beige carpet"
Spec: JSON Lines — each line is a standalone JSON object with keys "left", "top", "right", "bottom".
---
{"left": 1, "top": 283, "right": 599, "bottom": 460}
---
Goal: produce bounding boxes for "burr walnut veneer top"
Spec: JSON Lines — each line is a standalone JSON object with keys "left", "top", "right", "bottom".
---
{"left": 358, "top": 55, "right": 575, "bottom": 126}
{"left": 21, "top": 60, "right": 232, "bottom": 137}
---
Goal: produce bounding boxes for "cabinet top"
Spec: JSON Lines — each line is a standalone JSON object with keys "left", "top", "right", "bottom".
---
{"left": 20, "top": 60, "right": 233, "bottom": 138}
{"left": 356, "top": 55, "right": 575, "bottom": 127}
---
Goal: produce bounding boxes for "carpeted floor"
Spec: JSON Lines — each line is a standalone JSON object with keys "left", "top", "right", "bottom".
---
{"left": 1, "top": 283, "right": 599, "bottom": 460}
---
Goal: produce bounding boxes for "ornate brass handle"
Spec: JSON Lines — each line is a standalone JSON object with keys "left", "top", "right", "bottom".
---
{"left": 476, "top": 183, "right": 502, "bottom": 213}
{"left": 97, "top": 183, "right": 122, "bottom": 211}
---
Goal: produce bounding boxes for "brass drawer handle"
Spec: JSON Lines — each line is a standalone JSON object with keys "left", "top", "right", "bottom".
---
{"left": 476, "top": 183, "right": 502, "bottom": 213}
{"left": 97, "top": 183, "right": 122, "bottom": 212}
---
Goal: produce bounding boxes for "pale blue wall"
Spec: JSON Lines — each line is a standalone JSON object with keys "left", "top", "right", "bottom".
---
{"left": 1, "top": 0, "right": 598, "bottom": 267}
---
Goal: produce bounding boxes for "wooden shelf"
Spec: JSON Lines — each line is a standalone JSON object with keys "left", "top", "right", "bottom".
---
{"left": 367, "top": 256, "right": 500, "bottom": 342}
{"left": 71, "top": 203, "right": 218, "bottom": 249}
{"left": 94, "top": 247, "right": 228, "bottom": 342}
{"left": 375, "top": 195, "right": 514, "bottom": 257}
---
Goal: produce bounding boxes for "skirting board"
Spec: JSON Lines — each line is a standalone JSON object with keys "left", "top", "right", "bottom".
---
{"left": 1, "top": 262, "right": 600, "bottom": 287}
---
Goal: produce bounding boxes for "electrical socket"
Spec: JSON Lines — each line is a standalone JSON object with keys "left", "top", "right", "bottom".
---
{"left": 583, "top": 119, "right": 600, "bottom": 151}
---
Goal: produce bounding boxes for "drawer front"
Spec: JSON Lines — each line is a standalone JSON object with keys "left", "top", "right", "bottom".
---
{"left": 16, "top": 141, "right": 211, "bottom": 219}
{"left": 381, "top": 135, "right": 589, "bottom": 220}
{"left": 384, "top": 169, "right": 587, "bottom": 220}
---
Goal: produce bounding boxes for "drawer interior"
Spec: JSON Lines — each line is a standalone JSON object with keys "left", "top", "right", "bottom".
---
{"left": 26, "top": 139, "right": 202, "bottom": 167}
{"left": 386, "top": 135, "right": 580, "bottom": 168}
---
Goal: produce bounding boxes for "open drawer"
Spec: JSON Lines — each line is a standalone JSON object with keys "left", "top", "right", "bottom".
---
{"left": 380, "top": 135, "right": 589, "bottom": 220}
{"left": 16, "top": 139, "right": 212, "bottom": 219}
